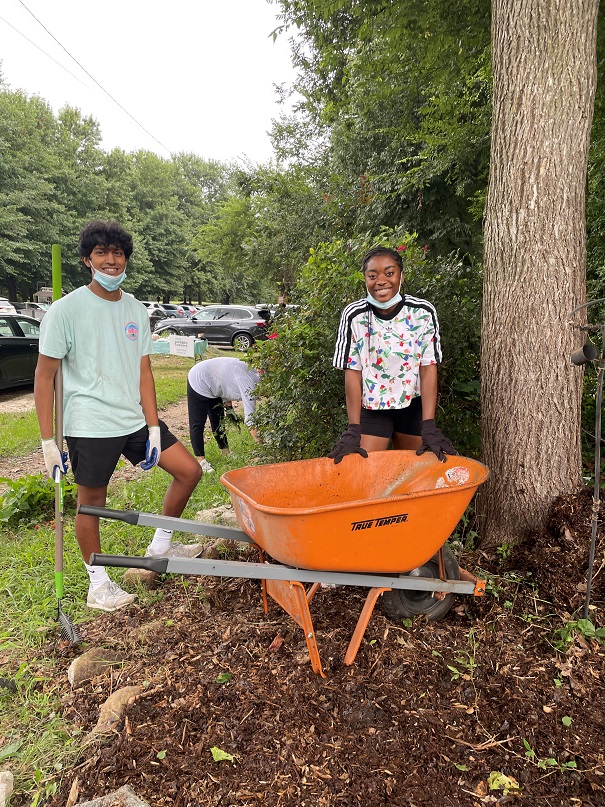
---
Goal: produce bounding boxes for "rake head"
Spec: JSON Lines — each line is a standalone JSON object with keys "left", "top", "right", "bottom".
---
{"left": 57, "top": 603, "right": 82, "bottom": 645}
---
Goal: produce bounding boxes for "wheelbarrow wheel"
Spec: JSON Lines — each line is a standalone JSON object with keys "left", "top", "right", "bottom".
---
{"left": 380, "top": 546, "right": 460, "bottom": 622}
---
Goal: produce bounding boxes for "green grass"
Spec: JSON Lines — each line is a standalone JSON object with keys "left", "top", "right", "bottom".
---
{"left": 150, "top": 353, "right": 195, "bottom": 407}
{"left": 0, "top": 410, "right": 40, "bottom": 458}
{"left": 0, "top": 356, "right": 256, "bottom": 803}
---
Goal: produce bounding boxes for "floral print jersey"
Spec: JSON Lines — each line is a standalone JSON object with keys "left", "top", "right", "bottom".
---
{"left": 332, "top": 295, "right": 441, "bottom": 410}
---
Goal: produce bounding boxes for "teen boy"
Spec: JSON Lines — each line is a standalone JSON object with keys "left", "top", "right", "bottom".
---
{"left": 34, "top": 220, "right": 203, "bottom": 612}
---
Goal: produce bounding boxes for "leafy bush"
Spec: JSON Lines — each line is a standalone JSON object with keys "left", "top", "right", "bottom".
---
{"left": 406, "top": 254, "right": 482, "bottom": 456}
{"left": 0, "top": 475, "right": 77, "bottom": 526}
{"left": 252, "top": 228, "right": 482, "bottom": 462}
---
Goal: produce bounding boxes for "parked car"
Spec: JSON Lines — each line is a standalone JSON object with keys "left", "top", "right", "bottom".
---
{"left": 13, "top": 301, "right": 50, "bottom": 312}
{"left": 148, "top": 308, "right": 167, "bottom": 329}
{"left": 0, "top": 298, "right": 17, "bottom": 314}
{"left": 153, "top": 304, "right": 271, "bottom": 350}
{"left": 158, "top": 303, "right": 188, "bottom": 318}
{"left": 179, "top": 303, "right": 198, "bottom": 316}
{"left": 12, "top": 302, "right": 49, "bottom": 320}
{"left": 140, "top": 301, "right": 166, "bottom": 314}
{"left": 0, "top": 314, "right": 40, "bottom": 389}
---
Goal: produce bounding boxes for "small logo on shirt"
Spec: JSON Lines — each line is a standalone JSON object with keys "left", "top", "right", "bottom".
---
{"left": 125, "top": 322, "right": 139, "bottom": 341}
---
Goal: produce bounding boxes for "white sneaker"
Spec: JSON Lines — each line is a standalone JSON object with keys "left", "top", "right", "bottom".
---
{"left": 87, "top": 580, "right": 136, "bottom": 612}
{"left": 199, "top": 459, "right": 215, "bottom": 473}
{"left": 145, "top": 542, "right": 204, "bottom": 559}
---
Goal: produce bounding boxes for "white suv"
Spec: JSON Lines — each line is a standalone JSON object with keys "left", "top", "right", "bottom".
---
{"left": 0, "top": 298, "right": 17, "bottom": 314}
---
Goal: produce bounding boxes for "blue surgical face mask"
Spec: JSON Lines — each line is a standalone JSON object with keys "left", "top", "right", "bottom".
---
{"left": 93, "top": 269, "right": 126, "bottom": 292}
{"left": 366, "top": 290, "right": 402, "bottom": 310}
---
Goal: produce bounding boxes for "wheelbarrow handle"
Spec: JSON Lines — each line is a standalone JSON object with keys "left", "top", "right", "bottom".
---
{"left": 78, "top": 505, "right": 253, "bottom": 543}
{"left": 89, "top": 553, "right": 169, "bottom": 574}
{"left": 79, "top": 505, "right": 140, "bottom": 524}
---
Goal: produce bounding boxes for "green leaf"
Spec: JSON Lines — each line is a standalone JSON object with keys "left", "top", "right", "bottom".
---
{"left": 0, "top": 740, "right": 23, "bottom": 761}
{"left": 215, "top": 672, "right": 232, "bottom": 684}
{"left": 156, "top": 750, "right": 166, "bottom": 760}
{"left": 562, "top": 716, "right": 572, "bottom": 727}
{"left": 211, "top": 746, "right": 234, "bottom": 762}
{"left": 487, "top": 771, "right": 520, "bottom": 794}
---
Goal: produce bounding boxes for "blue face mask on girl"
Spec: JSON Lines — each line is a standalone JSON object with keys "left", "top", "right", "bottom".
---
{"left": 93, "top": 269, "right": 127, "bottom": 292}
{"left": 366, "top": 292, "right": 403, "bottom": 311}
{"left": 366, "top": 288, "right": 402, "bottom": 310}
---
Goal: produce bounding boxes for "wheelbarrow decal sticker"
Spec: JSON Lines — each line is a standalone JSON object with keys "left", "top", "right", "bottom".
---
{"left": 435, "top": 465, "right": 470, "bottom": 489}
{"left": 236, "top": 497, "right": 255, "bottom": 536}
{"left": 351, "top": 512, "right": 408, "bottom": 531}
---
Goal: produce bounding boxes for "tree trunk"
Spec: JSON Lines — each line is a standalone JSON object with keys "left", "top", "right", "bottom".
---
{"left": 480, "top": 0, "right": 599, "bottom": 547}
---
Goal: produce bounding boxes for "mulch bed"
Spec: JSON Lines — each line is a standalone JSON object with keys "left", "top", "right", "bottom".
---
{"left": 29, "top": 490, "right": 605, "bottom": 806}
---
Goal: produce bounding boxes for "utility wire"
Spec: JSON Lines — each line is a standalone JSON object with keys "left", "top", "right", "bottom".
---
{"left": 0, "top": 14, "right": 90, "bottom": 88}
{"left": 15, "top": 0, "right": 173, "bottom": 156}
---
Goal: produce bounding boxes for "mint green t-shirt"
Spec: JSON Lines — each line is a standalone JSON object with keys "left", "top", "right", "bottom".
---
{"left": 39, "top": 287, "right": 153, "bottom": 437}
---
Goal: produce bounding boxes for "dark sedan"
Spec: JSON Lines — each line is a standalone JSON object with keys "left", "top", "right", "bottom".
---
{"left": 153, "top": 304, "right": 271, "bottom": 350}
{"left": 0, "top": 314, "right": 41, "bottom": 389}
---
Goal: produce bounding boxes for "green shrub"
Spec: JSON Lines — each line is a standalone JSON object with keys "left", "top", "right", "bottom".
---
{"left": 407, "top": 254, "right": 483, "bottom": 456}
{"left": 0, "top": 474, "right": 77, "bottom": 526}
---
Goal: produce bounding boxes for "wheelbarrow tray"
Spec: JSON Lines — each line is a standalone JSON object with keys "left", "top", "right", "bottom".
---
{"left": 221, "top": 450, "right": 488, "bottom": 574}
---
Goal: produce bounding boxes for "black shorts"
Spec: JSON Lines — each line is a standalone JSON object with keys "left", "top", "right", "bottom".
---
{"left": 66, "top": 420, "right": 178, "bottom": 487}
{"left": 360, "top": 397, "right": 422, "bottom": 439}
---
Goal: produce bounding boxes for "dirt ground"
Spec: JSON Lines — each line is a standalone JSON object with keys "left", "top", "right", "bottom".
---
{"left": 2, "top": 393, "right": 605, "bottom": 806}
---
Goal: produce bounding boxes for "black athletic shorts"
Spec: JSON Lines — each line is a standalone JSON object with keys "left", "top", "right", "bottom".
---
{"left": 360, "top": 397, "right": 422, "bottom": 439}
{"left": 66, "top": 420, "right": 178, "bottom": 487}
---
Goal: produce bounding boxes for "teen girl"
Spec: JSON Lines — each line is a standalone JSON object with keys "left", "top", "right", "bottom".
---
{"left": 329, "top": 246, "right": 457, "bottom": 463}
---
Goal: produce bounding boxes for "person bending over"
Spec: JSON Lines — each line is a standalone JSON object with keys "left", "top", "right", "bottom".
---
{"left": 187, "top": 357, "right": 260, "bottom": 473}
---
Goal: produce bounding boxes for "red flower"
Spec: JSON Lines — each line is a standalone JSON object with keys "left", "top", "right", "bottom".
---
{"left": 421, "top": 244, "right": 430, "bottom": 253}
{"left": 397, "top": 244, "right": 407, "bottom": 252}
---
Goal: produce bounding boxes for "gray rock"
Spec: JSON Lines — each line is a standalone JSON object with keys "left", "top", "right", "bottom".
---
{"left": 68, "top": 648, "right": 123, "bottom": 689}
{"left": 0, "top": 771, "right": 14, "bottom": 807}
{"left": 195, "top": 503, "right": 239, "bottom": 528}
{"left": 85, "top": 685, "right": 143, "bottom": 741}
{"left": 122, "top": 567, "right": 161, "bottom": 589}
{"left": 75, "top": 784, "right": 150, "bottom": 806}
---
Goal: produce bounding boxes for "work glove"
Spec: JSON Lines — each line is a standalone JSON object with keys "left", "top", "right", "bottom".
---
{"left": 328, "top": 424, "right": 369, "bottom": 465}
{"left": 41, "top": 438, "right": 68, "bottom": 480}
{"left": 416, "top": 419, "right": 459, "bottom": 463}
{"left": 141, "top": 425, "right": 161, "bottom": 470}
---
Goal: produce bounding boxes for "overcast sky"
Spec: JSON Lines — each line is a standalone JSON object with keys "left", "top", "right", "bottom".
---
{"left": 0, "top": 0, "right": 297, "bottom": 164}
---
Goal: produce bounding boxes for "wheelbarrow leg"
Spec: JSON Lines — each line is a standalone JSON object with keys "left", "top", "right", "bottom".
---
{"left": 344, "top": 587, "right": 391, "bottom": 667}
{"left": 265, "top": 578, "right": 326, "bottom": 677}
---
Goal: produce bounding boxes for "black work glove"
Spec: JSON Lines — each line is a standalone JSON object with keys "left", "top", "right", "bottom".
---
{"left": 328, "top": 424, "right": 369, "bottom": 465}
{"left": 416, "top": 419, "right": 459, "bottom": 463}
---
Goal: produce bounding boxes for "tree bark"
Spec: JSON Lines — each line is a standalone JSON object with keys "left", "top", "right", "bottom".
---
{"left": 481, "top": 0, "right": 599, "bottom": 547}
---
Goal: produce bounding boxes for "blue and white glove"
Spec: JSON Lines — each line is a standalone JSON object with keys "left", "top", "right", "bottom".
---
{"left": 41, "top": 438, "right": 68, "bottom": 480}
{"left": 141, "top": 425, "right": 161, "bottom": 470}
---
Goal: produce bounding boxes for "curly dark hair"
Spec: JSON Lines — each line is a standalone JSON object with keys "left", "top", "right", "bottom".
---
{"left": 78, "top": 220, "right": 134, "bottom": 259}
{"left": 361, "top": 246, "right": 403, "bottom": 273}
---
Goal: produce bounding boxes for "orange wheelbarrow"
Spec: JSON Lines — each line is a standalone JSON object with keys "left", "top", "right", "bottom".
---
{"left": 85, "top": 451, "right": 488, "bottom": 676}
